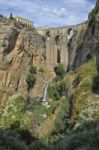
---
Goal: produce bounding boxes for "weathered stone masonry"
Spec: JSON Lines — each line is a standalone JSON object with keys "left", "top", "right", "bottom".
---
{"left": 15, "top": 16, "right": 33, "bottom": 27}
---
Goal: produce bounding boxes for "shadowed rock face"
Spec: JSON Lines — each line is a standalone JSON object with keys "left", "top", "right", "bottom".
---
{"left": 0, "top": 17, "right": 46, "bottom": 98}
{"left": 72, "top": 12, "right": 99, "bottom": 70}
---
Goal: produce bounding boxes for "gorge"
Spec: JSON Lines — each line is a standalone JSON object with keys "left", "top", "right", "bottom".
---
{"left": 0, "top": 0, "right": 99, "bottom": 150}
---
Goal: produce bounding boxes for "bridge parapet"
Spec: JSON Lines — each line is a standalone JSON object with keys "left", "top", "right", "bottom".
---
{"left": 14, "top": 16, "right": 33, "bottom": 28}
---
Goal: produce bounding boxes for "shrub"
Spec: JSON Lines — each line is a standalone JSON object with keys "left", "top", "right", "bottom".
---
{"left": 77, "top": 42, "right": 83, "bottom": 50}
{"left": 0, "top": 128, "right": 46, "bottom": 150}
{"left": 52, "top": 121, "right": 99, "bottom": 150}
{"left": 57, "top": 81, "right": 66, "bottom": 97}
{"left": 26, "top": 73, "right": 36, "bottom": 89}
{"left": 0, "top": 95, "right": 29, "bottom": 129}
{"left": 26, "top": 66, "right": 37, "bottom": 90}
{"left": 54, "top": 76, "right": 62, "bottom": 82}
{"left": 29, "top": 66, "right": 37, "bottom": 74}
{"left": 54, "top": 64, "right": 66, "bottom": 79}
{"left": 39, "top": 66, "right": 45, "bottom": 73}
{"left": 47, "top": 101, "right": 59, "bottom": 116}
{"left": 48, "top": 85, "right": 60, "bottom": 101}
{"left": 48, "top": 81, "right": 66, "bottom": 101}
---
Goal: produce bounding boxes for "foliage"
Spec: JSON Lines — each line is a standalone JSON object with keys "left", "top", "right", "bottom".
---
{"left": 89, "top": 1, "right": 99, "bottom": 27}
{"left": 39, "top": 66, "right": 45, "bottom": 73}
{"left": 0, "top": 95, "right": 48, "bottom": 137}
{"left": 48, "top": 85, "right": 60, "bottom": 100}
{"left": 0, "top": 95, "right": 29, "bottom": 129}
{"left": 29, "top": 66, "right": 37, "bottom": 74}
{"left": 54, "top": 64, "right": 66, "bottom": 79}
{"left": 51, "top": 120, "right": 99, "bottom": 150}
{"left": 26, "top": 73, "right": 36, "bottom": 89}
{"left": 42, "top": 98, "right": 68, "bottom": 144}
{"left": 48, "top": 81, "right": 66, "bottom": 101}
{"left": 70, "top": 57, "right": 99, "bottom": 125}
{"left": 54, "top": 98, "right": 68, "bottom": 133}
{"left": 0, "top": 121, "right": 99, "bottom": 150}
{"left": 47, "top": 101, "right": 59, "bottom": 116}
{"left": 77, "top": 42, "right": 83, "bottom": 50}
{"left": 53, "top": 76, "right": 62, "bottom": 82}
{"left": 26, "top": 66, "right": 37, "bottom": 90}
{"left": 95, "top": 0, "right": 99, "bottom": 13}
{"left": 77, "top": 57, "right": 97, "bottom": 80}
{"left": 0, "top": 127, "right": 46, "bottom": 150}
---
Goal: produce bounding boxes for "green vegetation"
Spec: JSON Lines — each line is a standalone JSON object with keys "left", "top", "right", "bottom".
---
{"left": 77, "top": 42, "right": 83, "bottom": 50}
{"left": 88, "top": 0, "right": 99, "bottom": 35}
{"left": 54, "top": 64, "right": 66, "bottom": 81}
{"left": 0, "top": 95, "right": 47, "bottom": 136}
{"left": 26, "top": 66, "right": 37, "bottom": 90}
{"left": 48, "top": 81, "right": 66, "bottom": 101}
{"left": 70, "top": 57, "right": 99, "bottom": 126}
{"left": 29, "top": 66, "right": 37, "bottom": 74}
{"left": 0, "top": 95, "right": 29, "bottom": 129}
{"left": 26, "top": 74, "right": 36, "bottom": 89}
{"left": 0, "top": 127, "right": 46, "bottom": 150}
{"left": 0, "top": 120, "right": 98, "bottom": 150}
{"left": 45, "top": 98, "right": 68, "bottom": 144}
{"left": 48, "top": 64, "right": 66, "bottom": 100}
{"left": 39, "top": 66, "right": 45, "bottom": 73}
{"left": 50, "top": 120, "right": 99, "bottom": 150}
{"left": 95, "top": 0, "right": 99, "bottom": 12}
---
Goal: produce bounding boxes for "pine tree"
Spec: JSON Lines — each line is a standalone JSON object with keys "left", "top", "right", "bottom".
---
{"left": 9, "top": 13, "right": 13, "bottom": 20}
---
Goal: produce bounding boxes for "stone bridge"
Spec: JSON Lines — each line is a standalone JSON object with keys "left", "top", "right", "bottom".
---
{"left": 37, "top": 21, "right": 88, "bottom": 70}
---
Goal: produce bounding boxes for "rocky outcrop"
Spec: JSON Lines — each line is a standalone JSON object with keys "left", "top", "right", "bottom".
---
{"left": 0, "top": 16, "right": 48, "bottom": 98}
{"left": 69, "top": 6, "right": 99, "bottom": 70}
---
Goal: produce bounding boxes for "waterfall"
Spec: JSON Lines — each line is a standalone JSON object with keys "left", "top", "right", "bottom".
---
{"left": 42, "top": 83, "right": 49, "bottom": 102}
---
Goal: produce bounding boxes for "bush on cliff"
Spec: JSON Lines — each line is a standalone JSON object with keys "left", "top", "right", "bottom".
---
{"left": 26, "top": 66, "right": 37, "bottom": 90}
{"left": 0, "top": 127, "right": 46, "bottom": 150}
{"left": 48, "top": 81, "right": 66, "bottom": 100}
{"left": 50, "top": 120, "right": 99, "bottom": 150}
{"left": 29, "top": 66, "right": 37, "bottom": 74}
{"left": 54, "top": 64, "right": 66, "bottom": 80}
{"left": 26, "top": 73, "right": 36, "bottom": 89}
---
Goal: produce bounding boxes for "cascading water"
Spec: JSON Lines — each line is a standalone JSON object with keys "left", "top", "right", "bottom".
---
{"left": 42, "top": 83, "right": 49, "bottom": 103}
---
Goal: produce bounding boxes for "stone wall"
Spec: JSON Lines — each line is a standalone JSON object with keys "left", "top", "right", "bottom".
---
{"left": 15, "top": 16, "right": 33, "bottom": 28}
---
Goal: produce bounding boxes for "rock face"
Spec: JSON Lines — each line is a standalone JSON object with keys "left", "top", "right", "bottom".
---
{"left": 0, "top": 17, "right": 47, "bottom": 98}
{"left": 69, "top": 12, "right": 99, "bottom": 70}
{"left": 0, "top": 1, "right": 99, "bottom": 141}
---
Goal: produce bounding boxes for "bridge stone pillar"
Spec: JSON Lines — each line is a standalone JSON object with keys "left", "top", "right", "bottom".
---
{"left": 61, "top": 29, "right": 68, "bottom": 68}
{"left": 46, "top": 39, "right": 51, "bottom": 68}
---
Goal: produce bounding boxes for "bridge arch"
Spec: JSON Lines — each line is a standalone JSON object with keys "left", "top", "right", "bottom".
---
{"left": 54, "top": 35, "right": 61, "bottom": 63}
{"left": 67, "top": 28, "right": 75, "bottom": 40}
{"left": 55, "top": 35, "right": 61, "bottom": 44}
{"left": 67, "top": 28, "right": 75, "bottom": 36}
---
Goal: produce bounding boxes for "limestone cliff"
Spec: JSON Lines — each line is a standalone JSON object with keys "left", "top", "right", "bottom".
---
{"left": 69, "top": 2, "right": 99, "bottom": 70}
{"left": 0, "top": 16, "right": 49, "bottom": 99}
{"left": 0, "top": 1, "right": 99, "bottom": 145}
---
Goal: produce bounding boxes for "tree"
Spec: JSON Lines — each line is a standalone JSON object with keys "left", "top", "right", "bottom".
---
{"left": 54, "top": 64, "right": 66, "bottom": 79}
{"left": 26, "top": 73, "right": 36, "bottom": 90}
{"left": 9, "top": 13, "right": 14, "bottom": 20}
